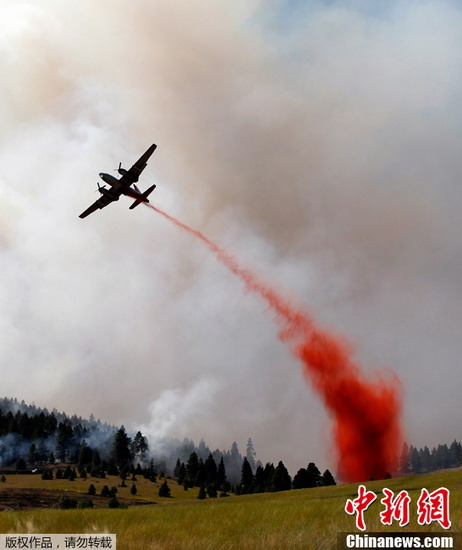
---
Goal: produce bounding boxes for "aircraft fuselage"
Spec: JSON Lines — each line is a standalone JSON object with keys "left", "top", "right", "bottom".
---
{"left": 100, "top": 173, "right": 119, "bottom": 187}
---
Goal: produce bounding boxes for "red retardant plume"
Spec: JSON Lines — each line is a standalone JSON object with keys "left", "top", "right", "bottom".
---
{"left": 147, "top": 203, "right": 403, "bottom": 482}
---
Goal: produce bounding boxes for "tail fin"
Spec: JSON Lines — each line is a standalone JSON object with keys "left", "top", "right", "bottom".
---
{"left": 129, "top": 184, "right": 156, "bottom": 210}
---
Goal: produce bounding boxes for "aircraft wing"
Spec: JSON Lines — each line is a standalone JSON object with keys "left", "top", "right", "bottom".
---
{"left": 79, "top": 194, "right": 115, "bottom": 219}
{"left": 120, "top": 143, "right": 157, "bottom": 184}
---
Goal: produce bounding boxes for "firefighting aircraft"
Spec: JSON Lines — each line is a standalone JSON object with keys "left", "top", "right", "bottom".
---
{"left": 79, "top": 143, "right": 157, "bottom": 219}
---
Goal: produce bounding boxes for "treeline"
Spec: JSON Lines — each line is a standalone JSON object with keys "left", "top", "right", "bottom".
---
{"left": 400, "top": 441, "right": 462, "bottom": 474}
{"left": 0, "top": 398, "right": 254, "bottom": 486}
{"left": 173, "top": 452, "right": 336, "bottom": 499}
{"left": 0, "top": 397, "right": 116, "bottom": 466}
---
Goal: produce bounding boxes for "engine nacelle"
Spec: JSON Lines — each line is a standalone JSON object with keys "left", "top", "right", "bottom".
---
{"left": 118, "top": 167, "right": 129, "bottom": 177}
{"left": 99, "top": 186, "right": 113, "bottom": 198}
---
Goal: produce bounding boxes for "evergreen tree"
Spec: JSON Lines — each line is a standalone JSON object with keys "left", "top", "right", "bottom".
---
{"left": 292, "top": 468, "right": 309, "bottom": 489}
{"left": 306, "top": 463, "right": 322, "bottom": 488}
{"left": 108, "top": 497, "right": 121, "bottom": 508}
{"left": 55, "top": 421, "right": 73, "bottom": 462}
{"left": 321, "top": 469, "right": 336, "bottom": 486}
{"left": 217, "top": 457, "right": 227, "bottom": 487}
{"left": 196, "top": 458, "right": 207, "bottom": 486}
{"left": 130, "top": 484, "right": 137, "bottom": 496}
{"left": 37, "top": 440, "right": 49, "bottom": 463}
{"left": 399, "top": 442, "right": 410, "bottom": 474}
{"left": 197, "top": 485, "right": 206, "bottom": 500}
{"left": 178, "top": 463, "right": 187, "bottom": 485}
{"left": 107, "top": 460, "right": 119, "bottom": 476}
{"left": 410, "top": 447, "right": 422, "bottom": 473}
{"left": 421, "top": 447, "right": 432, "bottom": 473}
{"left": 77, "top": 440, "right": 93, "bottom": 468}
{"left": 449, "top": 440, "right": 462, "bottom": 467}
{"left": 204, "top": 454, "right": 217, "bottom": 485}
{"left": 28, "top": 444, "right": 38, "bottom": 465}
{"left": 270, "top": 461, "right": 291, "bottom": 492}
{"left": 263, "top": 463, "right": 275, "bottom": 492}
{"left": 173, "top": 458, "right": 181, "bottom": 478}
{"left": 113, "top": 426, "right": 132, "bottom": 467}
{"left": 158, "top": 479, "right": 171, "bottom": 497}
{"left": 58, "top": 495, "right": 77, "bottom": 509}
{"left": 131, "top": 431, "right": 149, "bottom": 459}
{"left": 254, "top": 465, "right": 266, "bottom": 493}
{"left": 240, "top": 457, "right": 254, "bottom": 494}
{"left": 16, "top": 458, "right": 26, "bottom": 471}
{"left": 186, "top": 452, "right": 200, "bottom": 486}
{"left": 245, "top": 438, "right": 256, "bottom": 472}
{"left": 88, "top": 484, "right": 96, "bottom": 496}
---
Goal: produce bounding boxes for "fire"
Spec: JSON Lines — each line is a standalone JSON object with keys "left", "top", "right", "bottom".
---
{"left": 147, "top": 203, "right": 403, "bottom": 482}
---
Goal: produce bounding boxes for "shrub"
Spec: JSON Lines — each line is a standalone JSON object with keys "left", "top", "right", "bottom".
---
{"left": 58, "top": 494, "right": 77, "bottom": 509}
{"left": 108, "top": 497, "right": 121, "bottom": 508}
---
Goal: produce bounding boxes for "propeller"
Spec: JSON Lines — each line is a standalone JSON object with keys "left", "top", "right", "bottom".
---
{"left": 95, "top": 182, "right": 107, "bottom": 194}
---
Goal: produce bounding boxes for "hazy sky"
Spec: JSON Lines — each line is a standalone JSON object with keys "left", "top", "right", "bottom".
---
{"left": 1, "top": 0, "right": 461, "bottom": 474}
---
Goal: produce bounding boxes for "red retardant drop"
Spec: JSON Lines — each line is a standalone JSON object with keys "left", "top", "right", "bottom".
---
{"left": 147, "top": 203, "right": 403, "bottom": 482}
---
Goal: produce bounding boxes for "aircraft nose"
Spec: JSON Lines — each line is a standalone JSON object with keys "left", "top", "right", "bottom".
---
{"left": 99, "top": 173, "right": 104, "bottom": 178}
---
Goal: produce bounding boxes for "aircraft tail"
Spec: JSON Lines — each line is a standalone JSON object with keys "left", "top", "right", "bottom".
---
{"left": 129, "top": 184, "right": 156, "bottom": 210}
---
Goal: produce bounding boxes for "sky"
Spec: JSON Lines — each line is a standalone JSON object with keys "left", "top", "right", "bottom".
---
{"left": 0, "top": 0, "right": 461, "bottom": 474}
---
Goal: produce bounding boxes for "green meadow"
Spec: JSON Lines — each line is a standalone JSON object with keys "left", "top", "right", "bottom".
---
{"left": 0, "top": 470, "right": 461, "bottom": 549}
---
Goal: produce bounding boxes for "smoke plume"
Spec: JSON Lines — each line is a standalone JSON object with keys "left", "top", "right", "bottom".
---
{"left": 147, "top": 204, "right": 402, "bottom": 481}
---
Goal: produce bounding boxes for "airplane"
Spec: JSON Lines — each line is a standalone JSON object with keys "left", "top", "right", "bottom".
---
{"left": 79, "top": 143, "right": 157, "bottom": 219}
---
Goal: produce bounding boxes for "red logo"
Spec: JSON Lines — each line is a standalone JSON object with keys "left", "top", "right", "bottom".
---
{"left": 345, "top": 485, "right": 377, "bottom": 531}
{"left": 345, "top": 485, "right": 451, "bottom": 531}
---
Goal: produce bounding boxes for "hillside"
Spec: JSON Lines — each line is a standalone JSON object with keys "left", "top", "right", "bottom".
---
{"left": 0, "top": 469, "right": 460, "bottom": 549}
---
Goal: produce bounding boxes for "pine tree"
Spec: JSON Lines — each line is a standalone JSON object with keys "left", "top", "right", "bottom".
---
{"left": 205, "top": 454, "right": 217, "bottom": 485}
{"left": 306, "top": 463, "right": 322, "bottom": 488}
{"left": 321, "top": 469, "right": 336, "bottom": 486}
{"left": 130, "top": 483, "right": 137, "bottom": 496}
{"left": 158, "top": 479, "right": 171, "bottom": 498}
{"left": 113, "top": 426, "right": 132, "bottom": 467}
{"left": 197, "top": 485, "right": 206, "bottom": 500}
{"left": 78, "top": 440, "right": 93, "bottom": 468}
{"left": 410, "top": 447, "right": 422, "bottom": 473}
{"left": 254, "top": 465, "right": 266, "bottom": 493}
{"left": 173, "top": 458, "right": 181, "bottom": 478}
{"left": 28, "top": 444, "right": 38, "bottom": 465}
{"left": 217, "top": 457, "right": 227, "bottom": 487}
{"left": 292, "top": 468, "right": 309, "bottom": 489}
{"left": 245, "top": 438, "right": 256, "bottom": 472}
{"left": 263, "top": 463, "right": 275, "bottom": 492}
{"left": 270, "top": 461, "right": 291, "bottom": 492}
{"left": 240, "top": 457, "right": 254, "bottom": 494}
{"left": 399, "top": 443, "right": 410, "bottom": 474}
{"left": 186, "top": 452, "right": 200, "bottom": 486}
{"left": 131, "top": 431, "right": 149, "bottom": 459}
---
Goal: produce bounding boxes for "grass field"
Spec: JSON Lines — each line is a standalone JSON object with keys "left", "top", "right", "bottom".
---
{"left": 0, "top": 470, "right": 460, "bottom": 549}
